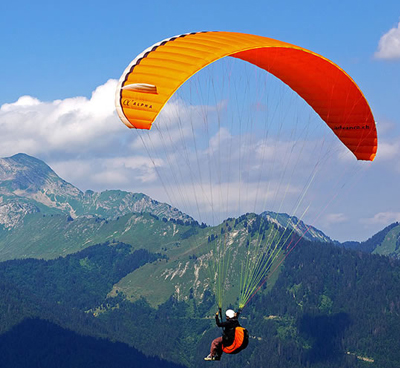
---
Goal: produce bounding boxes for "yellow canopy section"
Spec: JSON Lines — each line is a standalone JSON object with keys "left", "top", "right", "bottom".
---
{"left": 115, "top": 31, "right": 377, "bottom": 161}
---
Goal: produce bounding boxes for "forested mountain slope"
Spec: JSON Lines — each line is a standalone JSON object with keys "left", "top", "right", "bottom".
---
{"left": 1, "top": 237, "right": 400, "bottom": 367}
{"left": 341, "top": 222, "right": 400, "bottom": 258}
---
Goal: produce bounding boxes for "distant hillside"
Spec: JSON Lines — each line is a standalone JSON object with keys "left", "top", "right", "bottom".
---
{"left": 341, "top": 222, "right": 400, "bottom": 258}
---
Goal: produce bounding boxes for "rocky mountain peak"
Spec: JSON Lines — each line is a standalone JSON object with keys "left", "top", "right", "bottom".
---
{"left": 0, "top": 153, "right": 192, "bottom": 229}
{"left": 0, "top": 153, "right": 80, "bottom": 196}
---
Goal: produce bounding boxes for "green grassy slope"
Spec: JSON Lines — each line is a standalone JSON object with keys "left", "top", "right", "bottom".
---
{"left": 0, "top": 212, "right": 201, "bottom": 261}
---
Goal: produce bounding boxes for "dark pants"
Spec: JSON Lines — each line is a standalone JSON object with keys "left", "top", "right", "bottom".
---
{"left": 210, "top": 336, "right": 223, "bottom": 357}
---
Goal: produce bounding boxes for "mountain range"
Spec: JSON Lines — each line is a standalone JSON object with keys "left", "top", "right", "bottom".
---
{"left": 1, "top": 153, "right": 399, "bottom": 260}
{"left": 1, "top": 153, "right": 399, "bottom": 307}
{"left": 1, "top": 153, "right": 400, "bottom": 367}
{"left": 0, "top": 153, "right": 337, "bottom": 259}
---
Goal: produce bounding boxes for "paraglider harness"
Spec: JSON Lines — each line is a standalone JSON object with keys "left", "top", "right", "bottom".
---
{"left": 218, "top": 308, "right": 249, "bottom": 355}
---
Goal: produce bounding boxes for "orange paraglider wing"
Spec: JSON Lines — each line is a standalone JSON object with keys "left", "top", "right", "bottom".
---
{"left": 115, "top": 31, "right": 377, "bottom": 161}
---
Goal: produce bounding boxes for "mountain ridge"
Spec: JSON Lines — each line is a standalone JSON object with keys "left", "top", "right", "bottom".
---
{"left": 1, "top": 153, "right": 400, "bottom": 264}
{"left": 0, "top": 153, "right": 193, "bottom": 230}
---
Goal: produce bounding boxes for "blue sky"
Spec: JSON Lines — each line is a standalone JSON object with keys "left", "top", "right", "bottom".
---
{"left": 1, "top": 0, "right": 400, "bottom": 241}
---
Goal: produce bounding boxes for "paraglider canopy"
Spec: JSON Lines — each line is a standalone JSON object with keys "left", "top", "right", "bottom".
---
{"left": 115, "top": 31, "right": 377, "bottom": 161}
{"left": 114, "top": 31, "right": 378, "bottom": 311}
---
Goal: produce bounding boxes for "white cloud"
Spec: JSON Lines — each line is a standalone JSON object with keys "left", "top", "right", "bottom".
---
{"left": 130, "top": 98, "right": 224, "bottom": 153}
{"left": 361, "top": 212, "right": 400, "bottom": 226}
{"left": 1, "top": 78, "right": 391, "bottom": 240}
{"left": 6, "top": 80, "right": 344, "bottom": 199}
{"left": 371, "top": 135, "right": 400, "bottom": 174}
{"left": 1, "top": 96, "right": 41, "bottom": 110}
{"left": 376, "top": 141, "right": 400, "bottom": 160}
{"left": 375, "top": 119, "right": 396, "bottom": 135}
{"left": 323, "top": 213, "right": 348, "bottom": 226}
{"left": 375, "top": 20, "right": 400, "bottom": 60}
{"left": 49, "top": 155, "right": 163, "bottom": 192}
{"left": 0, "top": 79, "right": 122, "bottom": 157}
{"left": 151, "top": 179, "right": 303, "bottom": 225}
{"left": 0, "top": 79, "right": 163, "bottom": 192}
